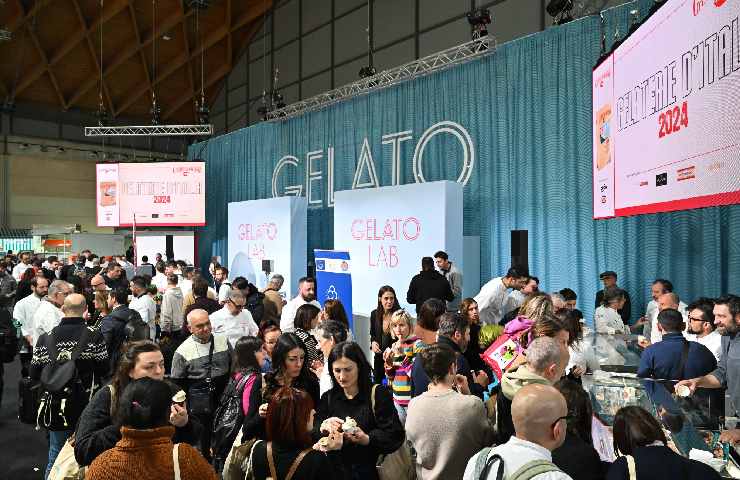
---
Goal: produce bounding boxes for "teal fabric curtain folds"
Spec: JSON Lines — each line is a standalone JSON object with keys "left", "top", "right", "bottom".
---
{"left": 191, "top": 1, "right": 740, "bottom": 323}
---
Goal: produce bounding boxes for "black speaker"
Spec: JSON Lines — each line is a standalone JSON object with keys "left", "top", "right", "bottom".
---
{"left": 165, "top": 235, "right": 174, "bottom": 261}
{"left": 511, "top": 230, "right": 528, "bottom": 274}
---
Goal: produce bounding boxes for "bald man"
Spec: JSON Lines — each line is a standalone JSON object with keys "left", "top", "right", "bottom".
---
{"left": 171, "top": 308, "right": 233, "bottom": 461}
{"left": 30, "top": 293, "right": 109, "bottom": 478}
{"left": 646, "top": 291, "right": 688, "bottom": 345}
{"left": 464, "top": 384, "right": 573, "bottom": 479}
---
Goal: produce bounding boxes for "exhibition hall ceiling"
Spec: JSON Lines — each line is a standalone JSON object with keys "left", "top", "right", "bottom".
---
{"left": 0, "top": 0, "right": 272, "bottom": 123}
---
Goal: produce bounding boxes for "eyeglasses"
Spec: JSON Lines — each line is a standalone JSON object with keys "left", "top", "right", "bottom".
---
{"left": 551, "top": 414, "right": 574, "bottom": 429}
{"left": 229, "top": 299, "right": 246, "bottom": 310}
{"left": 688, "top": 316, "right": 705, "bottom": 322}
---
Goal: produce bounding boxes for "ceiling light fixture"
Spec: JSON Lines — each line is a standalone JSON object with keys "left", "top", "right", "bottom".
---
{"left": 162, "top": 34, "right": 171, "bottom": 41}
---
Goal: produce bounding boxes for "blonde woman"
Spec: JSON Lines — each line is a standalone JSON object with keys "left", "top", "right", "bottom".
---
{"left": 383, "top": 310, "right": 421, "bottom": 424}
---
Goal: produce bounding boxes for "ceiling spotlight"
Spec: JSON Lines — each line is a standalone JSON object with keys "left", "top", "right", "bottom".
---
{"left": 18, "top": 143, "right": 29, "bottom": 150}
{"left": 187, "top": 0, "right": 210, "bottom": 9}
{"left": 56, "top": 147, "right": 65, "bottom": 154}
{"left": 467, "top": 8, "right": 492, "bottom": 40}
{"left": 39, "top": 145, "right": 48, "bottom": 153}
{"left": 88, "top": 151, "right": 99, "bottom": 159}
{"left": 546, "top": 0, "right": 574, "bottom": 25}
{"left": 162, "top": 34, "right": 172, "bottom": 41}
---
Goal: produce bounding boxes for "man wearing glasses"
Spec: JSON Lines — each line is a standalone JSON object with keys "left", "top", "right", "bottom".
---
{"left": 209, "top": 289, "right": 258, "bottom": 347}
{"left": 30, "top": 280, "right": 73, "bottom": 347}
{"left": 686, "top": 298, "right": 722, "bottom": 362}
{"left": 463, "top": 384, "right": 572, "bottom": 480}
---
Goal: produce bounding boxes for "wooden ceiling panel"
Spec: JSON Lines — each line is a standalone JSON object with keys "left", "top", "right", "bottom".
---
{"left": 107, "top": 57, "right": 145, "bottom": 100}
{"left": 23, "top": 74, "right": 59, "bottom": 105}
{"left": 53, "top": 43, "right": 97, "bottom": 97}
{"left": 0, "top": 0, "right": 273, "bottom": 122}
{"left": 34, "top": 1, "right": 82, "bottom": 50}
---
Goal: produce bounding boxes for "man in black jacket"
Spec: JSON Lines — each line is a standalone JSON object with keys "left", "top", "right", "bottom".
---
{"left": 30, "top": 293, "right": 109, "bottom": 478}
{"left": 99, "top": 287, "right": 136, "bottom": 374}
{"left": 407, "top": 256, "right": 454, "bottom": 315}
{"left": 102, "top": 262, "right": 127, "bottom": 291}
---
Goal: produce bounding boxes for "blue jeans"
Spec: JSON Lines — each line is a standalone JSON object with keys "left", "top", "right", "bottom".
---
{"left": 46, "top": 430, "right": 72, "bottom": 480}
{"left": 395, "top": 402, "right": 407, "bottom": 425}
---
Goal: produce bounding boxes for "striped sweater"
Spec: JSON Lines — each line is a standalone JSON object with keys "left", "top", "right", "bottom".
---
{"left": 385, "top": 336, "right": 425, "bottom": 406}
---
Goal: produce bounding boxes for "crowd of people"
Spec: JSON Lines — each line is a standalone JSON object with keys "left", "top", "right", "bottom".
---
{"left": 0, "top": 248, "right": 737, "bottom": 480}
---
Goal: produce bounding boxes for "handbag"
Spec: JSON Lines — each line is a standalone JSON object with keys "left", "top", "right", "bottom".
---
{"left": 188, "top": 338, "right": 215, "bottom": 416}
{"left": 369, "top": 384, "right": 416, "bottom": 480}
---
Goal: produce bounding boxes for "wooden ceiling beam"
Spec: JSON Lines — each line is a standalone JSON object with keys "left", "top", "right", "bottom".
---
{"left": 14, "top": 1, "right": 67, "bottom": 110}
{"left": 179, "top": 3, "right": 197, "bottom": 121}
{"left": 15, "top": 0, "right": 129, "bottom": 99}
{"left": 127, "top": 3, "right": 154, "bottom": 113}
{"left": 67, "top": 6, "right": 192, "bottom": 109}
{"left": 71, "top": 0, "right": 116, "bottom": 117}
{"left": 116, "top": 0, "right": 272, "bottom": 118}
{"left": 5, "top": 0, "right": 51, "bottom": 34}
{"left": 163, "top": 63, "right": 230, "bottom": 120}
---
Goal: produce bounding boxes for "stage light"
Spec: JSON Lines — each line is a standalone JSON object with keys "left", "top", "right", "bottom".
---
{"left": 88, "top": 151, "right": 99, "bottom": 159}
{"left": 359, "top": 66, "right": 376, "bottom": 78}
{"left": 546, "top": 0, "right": 574, "bottom": 25}
{"left": 467, "top": 8, "right": 492, "bottom": 40}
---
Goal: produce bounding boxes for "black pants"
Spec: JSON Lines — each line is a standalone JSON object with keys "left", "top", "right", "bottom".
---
{"left": 191, "top": 411, "right": 213, "bottom": 462}
{"left": 0, "top": 361, "right": 4, "bottom": 408}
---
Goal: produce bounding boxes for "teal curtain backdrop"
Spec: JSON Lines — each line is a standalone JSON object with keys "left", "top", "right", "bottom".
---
{"left": 190, "top": 0, "right": 740, "bottom": 324}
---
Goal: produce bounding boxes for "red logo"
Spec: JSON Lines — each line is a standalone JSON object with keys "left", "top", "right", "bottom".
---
{"left": 677, "top": 166, "right": 696, "bottom": 182}
{"left": 694, "top": 0, "right": 727, "bottom": 16}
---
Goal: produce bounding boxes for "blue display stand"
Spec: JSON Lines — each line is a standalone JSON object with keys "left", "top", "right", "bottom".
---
{"left": 314, "top": 249, "right": 353, "bottom": 331}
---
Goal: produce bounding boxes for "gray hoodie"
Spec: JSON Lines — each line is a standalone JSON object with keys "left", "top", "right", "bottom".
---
{"left": 161, "top": 286, "right": 184, "bottom": 332}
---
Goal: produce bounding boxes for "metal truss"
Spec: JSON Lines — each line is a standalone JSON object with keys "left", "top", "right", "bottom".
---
{"left": 265, "top": 36, "right": 496, "bottom": 121}
{"left": 84, "top": 124, "right": 213, "bottom": 137}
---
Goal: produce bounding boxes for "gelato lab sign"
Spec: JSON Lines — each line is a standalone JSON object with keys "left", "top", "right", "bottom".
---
{"left": 271, "top": 121, "right": 475, "bottom": 207}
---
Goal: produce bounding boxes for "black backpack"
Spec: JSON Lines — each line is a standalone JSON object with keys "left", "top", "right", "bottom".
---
{"left": 246, "top": 291, "right": 265, "bottom": 324}
{"left": 124, "top": 308, "right": 150, "bottom": 342}
{"left": 37, "top": 327, "right": 95, "bottom": 430}
{"left": 211, "top": 373, "right": 252, "bottom": 460}
{"left": 0, "top": 309, "right": 19, "bottom": 363}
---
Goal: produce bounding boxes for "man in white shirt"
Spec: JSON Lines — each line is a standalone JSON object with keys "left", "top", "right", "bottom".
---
{"left": 280, "top": 276, "right": 320, "bottom": 332}
{"left": 31, "top": 280, "right": 72, "bottom": 347}
{"left": 152, "top": 262, "right": 168, "bottom": 293}
{"left": 129, "top": 276, "right": 157, "bottom": 341}
{"left": 209, "top": 290, "right": 258, "bottom": 347}
{"left": 214, "top": 266, "right": 231, "bottom": 304}
{"left": 508, "top": 276, "right": 539, "bottom": 312}
{"left": 686, "top": 298, "right": 722, "bottom": 362}
{"left": 464, "top": 383, "right": 572, "bottom": 480}
{"left": 646, "top": 290, "right": 688, "bottom": 345}
{"left": 13, "top": 276, "right": 48, "bottom": 374}
{"left": 12, "top": 251, "right": 32, "bottom": 281}
{"left": 474, "top": 267, "right": 529, "bottom": 325}
{"left": 640, "top": 279, "right": 685, "bottom": 342}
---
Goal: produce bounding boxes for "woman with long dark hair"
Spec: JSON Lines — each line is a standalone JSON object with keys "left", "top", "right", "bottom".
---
{"left": 293, "top": 304, "right": 322, "bottom": 365}
{"left": 459, "top": 297, "right": 486, "bottom": 373}
{"left": 14, "top": 267, "right": 36, "bottom": 302}
{"left": 258, "top": 332, "right": 320, "bottom": 428}
{"left": 370, "top": 286, "right": 401, "bottom": 384}
{"left": 86, "top": 378, "right": 217, "bottom": 480}
{"left": 314, "top": 342, "right": 404, "bottom": 480}
{"left": 212, "top": 336, "right": 265, "bottom": 472}
{"left": 73, "top": 341, "right": 200, "bottom": 467}
{"left": 322, "top": 299, "right": 352, "bottom": 338}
